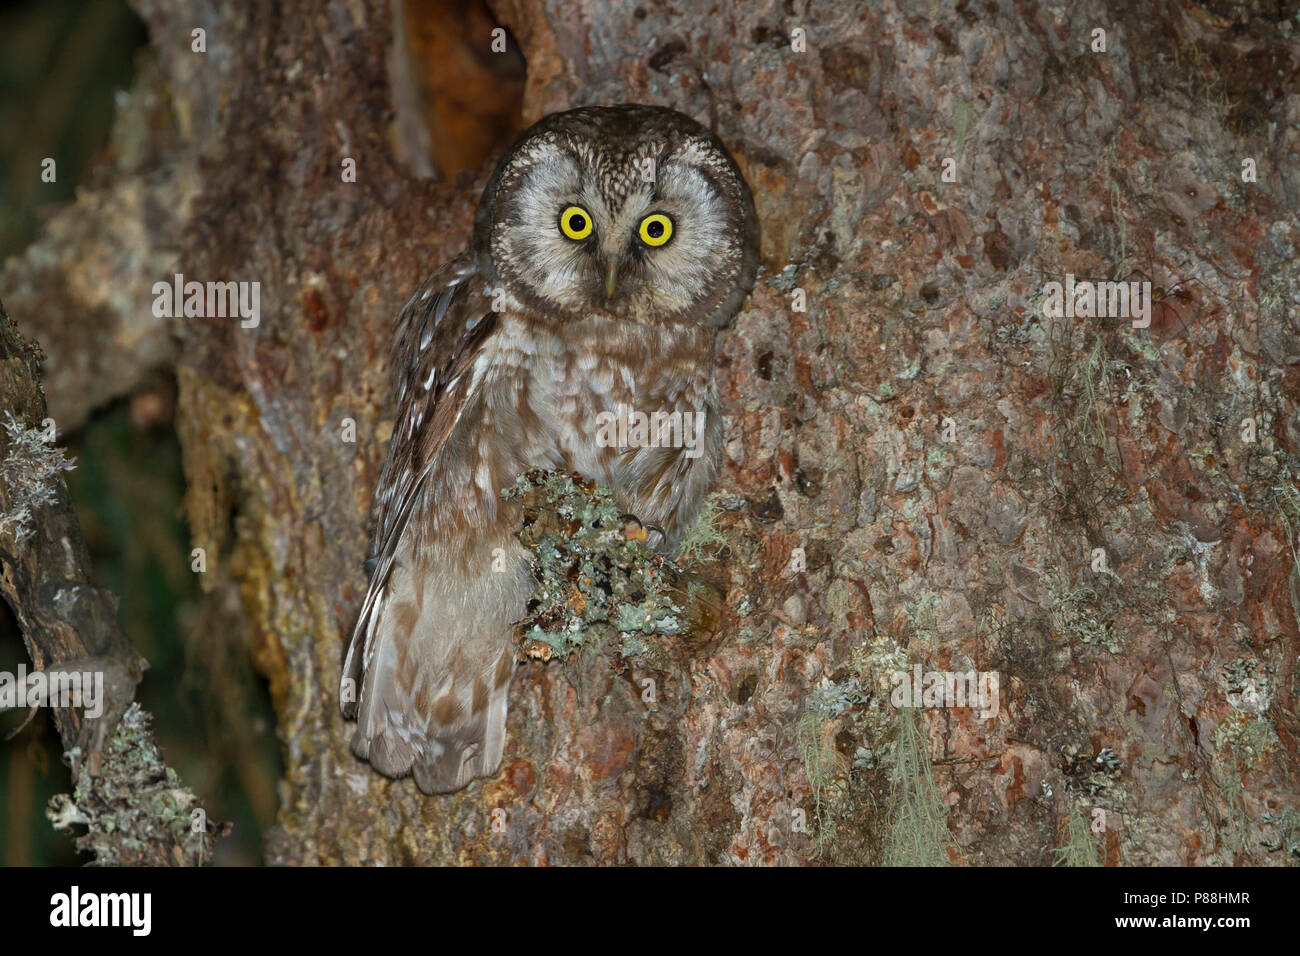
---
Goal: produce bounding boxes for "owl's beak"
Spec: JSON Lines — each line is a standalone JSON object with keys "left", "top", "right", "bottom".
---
{"left": 603, "top": 261, "right": 619, "bottom": 299}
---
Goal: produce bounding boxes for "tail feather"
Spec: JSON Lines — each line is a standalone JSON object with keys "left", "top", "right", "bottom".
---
{"left": 344, "top": 536, "right": 525, "bottom": 794}
{"left": 352, "top": 645, "right": 515, "bottom": 792}
{"left": 411, "top": 674, "right": 511, "bottom": 793}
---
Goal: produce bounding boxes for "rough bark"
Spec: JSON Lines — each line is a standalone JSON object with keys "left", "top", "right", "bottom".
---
{"left": 0, "top": 54, "right": 191, "bottom": 432}
{"left": 0, "top": 302, "right": 217, "bottom": 865}
{"left": 6, "top": 0, "right": 1299, "bottom": 865}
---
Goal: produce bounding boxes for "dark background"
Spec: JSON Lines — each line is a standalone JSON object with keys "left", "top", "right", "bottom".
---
{"left": 0, "top": 0, "right": 277, "bottom": 867}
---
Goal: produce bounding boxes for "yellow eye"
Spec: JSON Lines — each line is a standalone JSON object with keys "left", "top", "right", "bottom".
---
{"left": 559, "top": 205, "right": 593, "bottom": 240}
{"left": 638, "top": 213, "right": 673, "bottom": 247}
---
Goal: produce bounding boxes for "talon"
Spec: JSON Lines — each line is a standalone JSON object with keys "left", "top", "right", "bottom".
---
{"left": 619, "top": 513, "right": 649, "bottom": 541}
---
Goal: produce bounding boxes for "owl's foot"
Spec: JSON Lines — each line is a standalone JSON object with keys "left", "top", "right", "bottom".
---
{"left": 618, "top": 513, "right": 667, "bottom": 549}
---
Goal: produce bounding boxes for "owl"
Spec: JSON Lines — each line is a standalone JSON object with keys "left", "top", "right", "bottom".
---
{"left": 340, "top": 104, "right": 759, "bottom": 794}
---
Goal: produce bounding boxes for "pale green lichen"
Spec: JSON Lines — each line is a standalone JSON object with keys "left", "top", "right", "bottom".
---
{"left": 1061, "top": 743, "right": 1122, "bottom": 798}
{"left": 1047, "top": 572, "right": 1121, "bottom": 652}
{"left": 1203, "top": 708, "right": 1280, "bottom": 859}
{"left": 797, "top": 707, "right": 848, "bottom": 852}
{"left": 1212, "top": 710, "right": 1278, "bottom": 767}
{"left": 503, "top": 470, "right": 691, "bottom": 664}
{"left": 675, "top": 493, "right": 728, "bottom": 565}
{"left": 0, "top": 412, "right": 76, "bottom": 543}
{"left": 797, "top": 672, "right": 870, "bottom": 854}
{"left": 1261, "top": 810, "right": 1300, "bottom": 862}
{"left": 883, "top": 707, "right": 954, "bottom": 867}
{"left": 1218, "top": 657, "right": 1273, "bottom": 715}
{"left": 46, "top": 703, "right": 218, "bottom": 865}
{"left": 794, "top": 637, "right": 918, "bottom": 859}
{"left": 791, "top": 633, "right": 963, "bottom": 864}
{"left": 1053, "top": 802, "right": 1102, "bottom": 867}
{"left": 808, "top": 675, "right": 868, "bottom": 718}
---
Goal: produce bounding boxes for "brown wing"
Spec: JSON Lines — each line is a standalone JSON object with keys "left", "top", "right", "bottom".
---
{"left": 340, "top": 250, "right": 497, "bottom": 717}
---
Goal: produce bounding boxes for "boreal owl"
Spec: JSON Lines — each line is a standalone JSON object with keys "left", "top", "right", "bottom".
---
{"left": 341, "top": 104, "right": 759, "bottom": 793}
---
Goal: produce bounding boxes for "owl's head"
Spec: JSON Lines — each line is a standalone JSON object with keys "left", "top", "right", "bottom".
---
{"left": 473, "top": 105, "right": 758, "bottom": 329}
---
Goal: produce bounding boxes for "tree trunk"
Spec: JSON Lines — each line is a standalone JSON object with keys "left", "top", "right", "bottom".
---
{"left": 0, "top": 303, "right": 218, "bottom": 866}
{"left": 6, "top": 0, "right": 1298, "bottom": 865}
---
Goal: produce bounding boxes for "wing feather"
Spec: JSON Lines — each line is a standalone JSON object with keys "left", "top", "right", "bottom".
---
{"left": 340, "top": 252, "right": 497, "bottom": 717}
